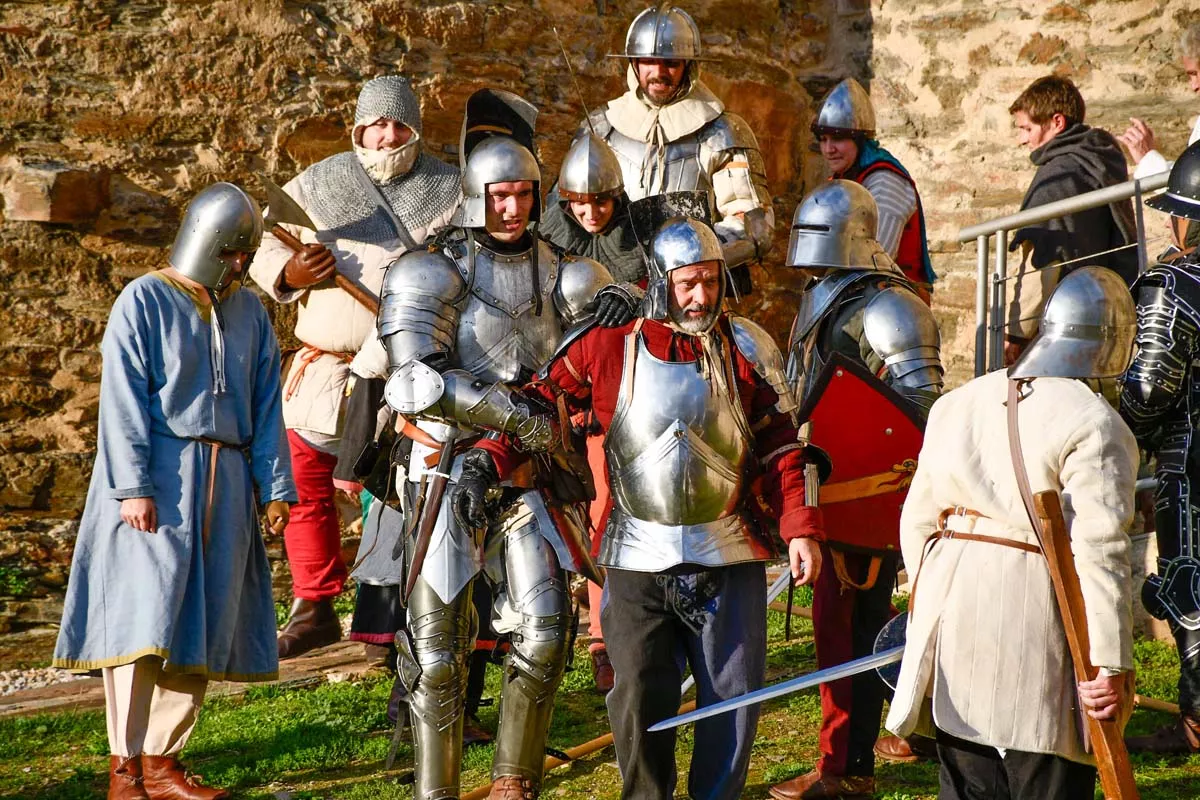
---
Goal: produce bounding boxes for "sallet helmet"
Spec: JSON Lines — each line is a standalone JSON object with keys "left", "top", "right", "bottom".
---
{"left": 168, "top": 182, "right": 263, "bottom": 290}
{"left": 643, "top": 215, "right": 726, "bottom": 330}
{"left": 1146, "top": 139, "right": 1200, "bottom": 221}
{"left": 786, "top": 180, "right": 895, "bottom": 272}
{"left": 1008, "top": 266, "right": 1137, "bottom": 379}
{"left": 458, "top": 136, "right": 542, "bottom": 229}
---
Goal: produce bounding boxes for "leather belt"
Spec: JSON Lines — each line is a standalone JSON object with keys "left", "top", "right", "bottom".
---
{"left": 911, "top": 507, "right": 1042, "bottom": 615}
{"left": 192, "top": 436, "right": 251, "bottom": 552}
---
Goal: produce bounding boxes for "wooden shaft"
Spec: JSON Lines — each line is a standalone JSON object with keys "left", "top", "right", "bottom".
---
{"left": 269, "top": 224, "right": 380, "bottom": 316}
{"left": 1034, "top": 491, "right": 1140, "bottom": 800}
{"left": 1134, "top": 694, "right": 1181, "bottom": 716}
{"left": 460, "top": 700, "right": 699, "bottom": 800}
{"left": 768, "top": 601, "right": 813, "bottom": 618}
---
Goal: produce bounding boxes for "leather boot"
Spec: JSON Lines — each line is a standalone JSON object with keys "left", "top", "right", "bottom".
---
{"left": 1125, "top": 714, "right": 1200, "bottom": 754}
{"left": 873, "top": 733, "right": 937, "bottom": 764}
{"left": 108, "top": 755, "right": 150, "bottom": 800}
{"left": 276, "top": 597, "right": 341, "bottom": 660}
{"left": 489, "top": 775, "right": 538, "bottom": 799}
{"left": 590, "top": 646, "right": 614, "bottom": 694}
{"left": 768, "top": 769, "right": 875, "bottom": 800}
{"left": 141, "top": 755, "right": 228, "bottom": 800}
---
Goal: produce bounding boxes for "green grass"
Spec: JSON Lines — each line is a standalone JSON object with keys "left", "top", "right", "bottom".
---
{"left": 1, "top": 610, "right": 1197, "bottom": 799}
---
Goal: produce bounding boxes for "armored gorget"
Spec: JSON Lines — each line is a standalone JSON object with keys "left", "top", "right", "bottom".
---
{"left": 601, "top": 327, "right": 770, "bottom": 571}
{"left": 450, "top": 237, "right": 563, "bottom": 383}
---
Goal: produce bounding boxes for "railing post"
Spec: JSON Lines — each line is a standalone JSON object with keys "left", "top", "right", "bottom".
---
{"left": 989, "top": 230, "right": 1008, "bottom": 371}
{"left": 1134, "top": 179, "right": 1147, "bottom": 275}
{"left": 975, "top": 233, "right": 989, "bottom": 377}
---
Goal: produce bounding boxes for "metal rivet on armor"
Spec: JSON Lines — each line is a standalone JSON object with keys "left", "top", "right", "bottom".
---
{"left": 885, "top": 427, "right": 893, "bottom": 435}
{"left": 835, "top": 369, "right": 844, "bottom": 377}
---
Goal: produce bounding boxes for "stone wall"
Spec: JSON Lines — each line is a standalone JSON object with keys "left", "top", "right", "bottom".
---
{"left": 0, "top": 0, "right": 866, "bottom": 627}
{"left": 869, "top": 0, "right": 1200, "bottom": 378}
{"left": 0, "top": 0, "right": 1195, "bottom": 628}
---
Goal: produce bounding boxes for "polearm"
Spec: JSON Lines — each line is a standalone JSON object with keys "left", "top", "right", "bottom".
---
{"left": 1033, "top": 490, "right": 1139, "bottom": 800}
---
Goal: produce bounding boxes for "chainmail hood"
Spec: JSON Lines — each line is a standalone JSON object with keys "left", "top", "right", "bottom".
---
{"left": 354, "top": 76, "right": 422, "bottom": 135}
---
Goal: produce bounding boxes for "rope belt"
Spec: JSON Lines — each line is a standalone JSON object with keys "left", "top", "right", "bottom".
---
{"left": 192, "top": 436, "right": 250, "bottom": 552}
{"left": 910, "top": 506, "right": 1042, "bottom": 615}
{"left": 284, "top": 345, "right": 354, "bottom": 401}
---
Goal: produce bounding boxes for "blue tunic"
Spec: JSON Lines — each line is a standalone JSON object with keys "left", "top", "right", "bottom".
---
{"left": 53, "top": 273, "right": 296, "bottom": 681}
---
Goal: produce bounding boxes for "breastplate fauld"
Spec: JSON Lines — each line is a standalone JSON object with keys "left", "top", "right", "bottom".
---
{"left": 454, "top": 240, "right": 563, "bottom": 383}
{"left": 606, "top": 127, "right": 709, "bottom": 202}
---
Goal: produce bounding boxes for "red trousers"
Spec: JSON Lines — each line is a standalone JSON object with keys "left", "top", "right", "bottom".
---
{"left": 284, "top": 430, "right": 348, "bottom": 600}
{"left": 812, "top": 545, "right": 899, "bottom": 777}
{"left": 586, "top": 433, "right": 608, "bottom": 647}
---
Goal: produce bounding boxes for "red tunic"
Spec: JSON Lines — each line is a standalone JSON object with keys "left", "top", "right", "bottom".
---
{"left": 479, "top": 316, "right": 824, "bottom": 543}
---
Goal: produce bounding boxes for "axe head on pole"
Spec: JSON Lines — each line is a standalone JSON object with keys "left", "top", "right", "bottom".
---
{"left": 259, "top": 173, "right": 318, "bottom": 232}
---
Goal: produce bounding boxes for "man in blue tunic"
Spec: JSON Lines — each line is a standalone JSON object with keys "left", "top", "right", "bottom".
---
{"left": 52, "top": 182, "right": 296, "bottom": 800}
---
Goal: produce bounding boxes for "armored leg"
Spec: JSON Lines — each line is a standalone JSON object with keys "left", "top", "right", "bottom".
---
{"left": 401, "top": 576, "right": 477, "bottom": 800}
{"left": 491, "top": 497, "right": 572, "bottom": 787}
{"left": 1150, "top": 478, "right": 1200, "bottom": 714}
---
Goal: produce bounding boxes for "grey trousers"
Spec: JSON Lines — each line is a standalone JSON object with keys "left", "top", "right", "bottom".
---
{"left": 603, "top": 561, "right": 767, "bottom": 800}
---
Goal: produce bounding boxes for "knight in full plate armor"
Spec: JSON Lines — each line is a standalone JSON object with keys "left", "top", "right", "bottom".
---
{"left": 457, "top": 217, "right": 826, "bottom": 800}
{"left": 771, "top": 180, "right": 944, "bottom": 800}
{"left": 250, "top": 75, "right": 462, "bottom": 661}
{"left": 376, "top": 122, "right": 635, "bottom": 799}
{"left": 578, "top": 5, "right": 775, "bottom": 290}
{"left": 1121, "top": 140, "right": 1200, "bottom": 754}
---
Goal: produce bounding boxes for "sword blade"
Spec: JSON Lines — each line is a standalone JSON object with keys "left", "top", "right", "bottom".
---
{"left": 650, "top": 645, "right": 904, "bottom": 732}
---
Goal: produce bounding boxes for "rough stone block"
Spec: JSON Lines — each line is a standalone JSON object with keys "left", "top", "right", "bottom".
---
{"left": 0, "top": 161, "right": 110, "bottom": 224}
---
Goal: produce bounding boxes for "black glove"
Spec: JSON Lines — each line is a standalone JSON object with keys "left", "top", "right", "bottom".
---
{"left": 593, "top": 285, "right": 638, "bottom": 327}
{"left": 453, "top": 449, "right": 499, "bottom": 532}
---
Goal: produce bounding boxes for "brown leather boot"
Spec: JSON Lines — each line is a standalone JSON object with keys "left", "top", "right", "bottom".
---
{"left": 277, "top": 598, "right": 341, "bottom": 660}
{"left": 873, "top": 733, "right": 937, "bottom": 764}
{"left": 141, "top": 755, "right": 229, "bottom": 800}
{"left": 489, "top": 775, "right": 538, "bottom": 799}
{"left": 768, "top": 769, "right": 875, "bottom": 800}
{"left": 591, "top": 646, "right": 615, "bottom": 694}
{"left": 1125, "top": 715, "right": 1200, "bottom": 754}
{"left": 108, "top": 755, "right": 149, "bottom": 800}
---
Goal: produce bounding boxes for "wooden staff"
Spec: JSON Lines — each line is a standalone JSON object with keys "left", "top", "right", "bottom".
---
{"left": 1034, "top": 490, "right": 1140, "bottom": 800}
{"left": 269, "top": 224, "right": 380, "bottom": 316}
{"left": 460, "top": 700, "right": 699, "bottom": 800}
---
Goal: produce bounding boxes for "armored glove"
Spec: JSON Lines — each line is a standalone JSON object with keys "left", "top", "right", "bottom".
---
{"left": 282, "top": 242, "right": 337, "bottom": 290}
{"left": 593, "top": 283, "right": 640, "bottom": 327}
{"left": 453, "top": 448, "right": 499, "bottom": 531}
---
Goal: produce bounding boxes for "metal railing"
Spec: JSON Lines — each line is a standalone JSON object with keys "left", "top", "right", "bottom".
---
{"left": 957, "top": 170, "right": 1170, "bottom": 376}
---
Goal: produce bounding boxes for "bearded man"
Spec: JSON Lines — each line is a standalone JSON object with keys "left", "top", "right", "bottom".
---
{"left": 457, "top": 216, "right": 826, "bottom": 800}
{"left": 580, "top": 5, "right": 775, "bottom": 290}
{"left": 249, "top": 75, "right": 461, "bottom": 659}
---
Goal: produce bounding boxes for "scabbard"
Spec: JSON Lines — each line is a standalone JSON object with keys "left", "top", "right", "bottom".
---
{"left": 403, "top": 433, "right": 457, "bottom": 602}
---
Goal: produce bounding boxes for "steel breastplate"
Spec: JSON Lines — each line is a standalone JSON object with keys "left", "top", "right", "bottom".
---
{"left": 606, "top": 333, "right": 753, "bottom": 524}
{"left": 452, "top": 239, "right": 563, "bottom": 383}
{"left": 605, "top": 126, "right": 709, "bottom": 202}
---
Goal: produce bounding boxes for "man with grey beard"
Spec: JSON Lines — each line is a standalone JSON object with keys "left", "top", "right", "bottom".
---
{"left": 457, "top": 216, "right": 826, "bottom": 799}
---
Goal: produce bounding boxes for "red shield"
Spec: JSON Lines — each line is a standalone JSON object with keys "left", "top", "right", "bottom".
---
{"left": 796, "top": 354, "right": 926, "bottom": 555}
